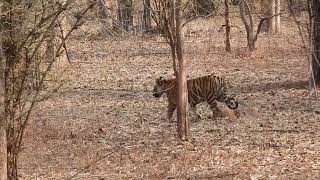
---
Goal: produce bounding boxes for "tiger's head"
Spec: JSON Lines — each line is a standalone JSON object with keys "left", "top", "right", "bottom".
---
{"left": 225, "top": 97, "right": 238, "bottom": 109}
{"left": 215, "top": 80, "right": 238, "bottom": 109}
{"left": 153, "top": 76, "right": 168, "bottom": 98}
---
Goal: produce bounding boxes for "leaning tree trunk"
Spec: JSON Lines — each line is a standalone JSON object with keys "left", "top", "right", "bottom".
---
{"left": 312, "top": 0, "right": 320, "bottom": 83}
{"left": 96, "top": 0, "right": 115, "bottom": 35}
{"left": 97, "top": 0, "right": 109, "bottom": 18}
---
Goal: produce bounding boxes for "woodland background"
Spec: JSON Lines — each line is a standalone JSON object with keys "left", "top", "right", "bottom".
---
{"left": 1, "top": 0, "right": 320, "bottom": 179}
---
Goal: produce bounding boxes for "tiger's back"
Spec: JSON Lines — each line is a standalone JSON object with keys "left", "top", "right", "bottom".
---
{"left": 188, "top": 75, "right": 237, "bottom": 106}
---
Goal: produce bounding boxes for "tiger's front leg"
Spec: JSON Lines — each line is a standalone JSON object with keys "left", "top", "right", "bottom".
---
{"left": 167, "top": 102, "right": 176, "bottom": 122}
{"left": 190, "top": 105, "right": 201, "bottom": 121}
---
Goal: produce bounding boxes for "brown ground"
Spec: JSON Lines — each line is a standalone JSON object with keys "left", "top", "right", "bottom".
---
{"left": 19, "top": 15, "right": 320, "bottom": 179}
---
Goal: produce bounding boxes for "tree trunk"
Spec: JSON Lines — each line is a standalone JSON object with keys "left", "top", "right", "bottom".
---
{"left": 260, "top": 0, "right": 269, "bottom": 32}
{"left": 1, "top": 1, "right": 21, "bottom": 178}
{"left": 224, "top": 0, "right": 231, "bottom": 52}
{"left": 260, "top": 0, "right": 278, "bottom": 34}
{"left": 43, "top": 1, "right": 55, "bottom": 88}
{"left": 1, "top": 1, "right": 13, "bottom": 178}
{"left": 268, "top": 0, "right": 275, "bottom": 33}
{"left": 117, "top": 0, "right": 133, "bottom": 31}
{"left": 175, "top": 0, "right": 189, "bottom": 140}
{"left": 0, "top": 124, "right": 7, "bottom": 180}
{"left": 143, "top": 0, "right": 152, "bottom": 32}
{"left": 0, "top": 51, "right": 7, "bottom": 180}
{"left": 312, "top": 0, "right": 320, "bottom": 83}
{"left": 97, "top": 0, "right": 109, "bottom": 18}
{"left": 96, "top": 0, "right": 115, "bottom": 35}
{"left": 239, "top": 0, "right": 255, "bottom": 51}
{"left": 275, "top": 0, "right": 280, "bottom": 33}
{"left": 288, "top": 0, "right": 303, "bottom": 17}
{"left": 0, "top": 5, "right": 7, "bottom": 179}
{"left": 153, "top": 0, "right": 189, "bottom": 139}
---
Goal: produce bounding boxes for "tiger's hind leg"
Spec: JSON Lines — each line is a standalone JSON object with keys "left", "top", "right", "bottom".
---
{"left": 208, "top": 100, "right": 222, "bottom": 119}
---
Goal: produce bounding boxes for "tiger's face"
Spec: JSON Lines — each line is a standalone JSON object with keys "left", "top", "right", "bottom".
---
{"left": 225, "top": 97, "right": 238, "bottom": 109}
{"left": 215, "top": 82, "right": 238, "bottom": 109}
{"left": 153, "top": 77, "right": 167, "bottom": 98}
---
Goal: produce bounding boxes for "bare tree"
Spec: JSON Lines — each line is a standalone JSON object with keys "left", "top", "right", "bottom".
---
{"left": 239, "top": 0, "right": 278, "bottom": 51}
{"left": 0, "top": 0, "right": 95, "bottom": 178}
{"left": 260, "top": 0, "right": 269, "bottom": 32}
{"left": 268, "top": 0, "right": 276, "bottom": 32}
{"left": 275, "top": 0, "right": 280, "bottom": 33}
{"left": 311, "top": 0, "right": 320, "bottom": 83}
{"left": 117, "top": 0, "right": 133, "bottom": 31}
{"left": 152, "top": 0, "right": 190, "bottom": 139}
{"left": 239, "top": 0, "right": 256, "bottom": 51}
{"left": 95, "top": 0, "right": 116, "bottom": 35}
{"left": 143, "top": 0, "right": 152, "bottom": 31}
{"left": 288, "top": 0, "right": 304, "bottom": 17}
{"left": 0, "top": 51, "right": 7, "bottom": 180}
{"left": 188, "top": 0, "right": 216, "bottom": 17}
{"left": 0, "top": 5, "right": 7, "bottom": 178}
{"left": 152, "top": 0, "right": 178, "bottom": 75}
{"left": 175, "top": 0, "right": 189, "bottom": 140}
{"left": 97, "top": 0, "right": 109, "bottom": 18}
{"left": 260, "top": 0, "right": 280, "bottom": 34}
{"left": 224, "top": 0, "right": 231, "bottom": 52}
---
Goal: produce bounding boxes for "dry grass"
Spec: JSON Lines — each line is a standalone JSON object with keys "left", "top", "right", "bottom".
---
{"left": 19, "top": 15, "right": 320, "bottom": 179}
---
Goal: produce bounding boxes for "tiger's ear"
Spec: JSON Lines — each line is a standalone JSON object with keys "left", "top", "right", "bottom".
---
{"left": 159, "top": 76, "right": 164, "bottom": 80}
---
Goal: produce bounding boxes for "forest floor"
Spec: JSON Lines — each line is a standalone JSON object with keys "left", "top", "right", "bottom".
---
{"left": 19, "top": 15, "right": 320, "bottom": 179}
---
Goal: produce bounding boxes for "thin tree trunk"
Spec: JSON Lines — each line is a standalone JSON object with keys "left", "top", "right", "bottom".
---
{"left": 0, "top": 51, "right": 7, "bottom": 180}
{"left": 288, "top": 0, "right": 303, "bottom": 17}
{"left": 143, "top": 0, "right": 151, "bottom": 31}
{"left": 268, "top": 0, "right": 276, "bottom": 33}
{"left": 224, "top": 0, "right": 231, "bottom": 52}
{"left": 239, "top": 0, "right": 255, "bottom": 51}
{"left": 175, "top": 0, "right": 189, "bottom": 140}
{"left": 312, "top": 0, "right": 320, "bottom": 83}
{"left": 170, "top": 44, "right": 178, "bottom": 77}
{"left": 1, "top": 1, "right": 20, "bottom": 178}
{"left": 0, "top": 5, "right": 7, "bottom": 179}
{"left": 96, "top": 0, "right": 115, "bottom": 35}
{"left": 0, "top": 126, "right": 6, "bottom": 180}
{"left": 260, "top": 0, "right": 269, "bottom": 32}
{"left": 117, "top": 0, "right": 133, "bottom": 31}
{"left": 275, "top": 0, "right": 280, "bottom": 33}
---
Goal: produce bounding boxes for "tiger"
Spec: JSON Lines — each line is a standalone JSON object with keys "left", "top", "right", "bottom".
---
{"left": 153, "top": 74, "right": 238, "bottom": 121}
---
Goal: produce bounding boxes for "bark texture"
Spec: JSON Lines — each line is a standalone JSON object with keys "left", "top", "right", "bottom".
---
{"left": 312, "top": 0, "right": 320, "bottom": 83}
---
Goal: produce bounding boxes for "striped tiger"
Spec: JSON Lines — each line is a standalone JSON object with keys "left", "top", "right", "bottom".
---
{"left": 153, "top": 74, "right": 238, "bottom": 121}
